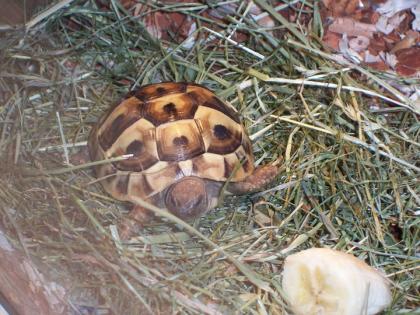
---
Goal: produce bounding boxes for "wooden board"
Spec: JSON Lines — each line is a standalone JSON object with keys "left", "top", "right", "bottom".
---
{"left": 0, "top": 0, "right": 53, "bottom": 26}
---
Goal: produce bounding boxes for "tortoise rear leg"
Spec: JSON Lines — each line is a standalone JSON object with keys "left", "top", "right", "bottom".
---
{"left": 228, "top": 164, "right": 279, "bottom": 195}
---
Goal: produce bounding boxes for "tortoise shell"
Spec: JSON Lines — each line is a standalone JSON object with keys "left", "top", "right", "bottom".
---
{"left": 88, "top": 82, "right": 255, "bottom": 217}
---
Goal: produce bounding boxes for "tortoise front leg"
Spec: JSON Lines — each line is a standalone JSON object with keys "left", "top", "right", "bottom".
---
{"left": 119, "top": 204, "right": 154, "bottom": 240}
{"left": 227, "top": 164, "right": 279, "bottom": 195}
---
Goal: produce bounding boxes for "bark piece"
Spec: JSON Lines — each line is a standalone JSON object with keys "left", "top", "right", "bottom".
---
{"left": 0, "top": 229, "right": 67, "bottom": 315}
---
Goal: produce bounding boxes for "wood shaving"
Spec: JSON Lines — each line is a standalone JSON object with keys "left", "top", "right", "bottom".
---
{"left": 412, "top": 5, "right": 420, "bottom": 31}
{"left": 339, "top": 34, "right": 363, "bottom": 63}
{"left": 380, "top": 51, "right": 398, "bottom": 69}
{"left": 322, "top": 0, "right": 362, "bottom": 17}
{"left": 375, "top": 14, "right": 406, "bottom": 35}
{"left": 328, "top": 17, "right": 377, "bottom": 37}
{"left": 390, "top": 30, "right": 420, "bottom": 53}
{"left": 376, "top": 0, "right": 419, "bottom": 17}
{"left": 365, "top": 51, "right": 382, "bottom": 63}
{"left": 349, "top": 36, "right": 370, "bottom": 52}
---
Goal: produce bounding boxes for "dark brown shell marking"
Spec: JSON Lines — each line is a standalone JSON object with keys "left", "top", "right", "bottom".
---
{"left": 134, "top": 82, "right": 188, "bottom": 101}
{"left": 142, "top": 92, "right": 199, "bottom": 126}
{"left": 156, "top": 119, "right": 206, "bottom": 161}
{"left": 98, "top": 97, "right": 143, "bottom": 151}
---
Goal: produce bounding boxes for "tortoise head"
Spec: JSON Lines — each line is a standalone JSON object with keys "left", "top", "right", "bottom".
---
{"left": 165, "top": 177, "right": 210, "bottom": 219}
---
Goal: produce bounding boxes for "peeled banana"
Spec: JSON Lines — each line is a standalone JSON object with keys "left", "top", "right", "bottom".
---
{"left": 281, "top": 247, "right": 392, "bottom": 315}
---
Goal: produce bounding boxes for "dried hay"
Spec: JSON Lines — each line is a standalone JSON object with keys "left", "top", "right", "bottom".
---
{"left": 0, "top": 0, "right": 419, "bottom": 314}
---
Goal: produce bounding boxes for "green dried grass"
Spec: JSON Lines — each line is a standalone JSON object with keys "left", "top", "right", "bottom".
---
{"left": 0, "top": 0, "right": 419, "bottom": 314}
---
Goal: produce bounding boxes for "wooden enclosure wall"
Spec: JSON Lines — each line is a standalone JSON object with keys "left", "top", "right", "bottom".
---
{"left": 0, "top": 0, "right": 53, "bottom": 25}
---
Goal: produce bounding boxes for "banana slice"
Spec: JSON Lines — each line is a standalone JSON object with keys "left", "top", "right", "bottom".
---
{"left": 281, "top": 248, "right": 392, "bottom": 315}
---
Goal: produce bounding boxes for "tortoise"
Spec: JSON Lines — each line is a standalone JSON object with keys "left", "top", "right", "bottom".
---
{"left": 88, "top": 82, "right": 278, "bottom": 236}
